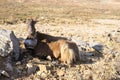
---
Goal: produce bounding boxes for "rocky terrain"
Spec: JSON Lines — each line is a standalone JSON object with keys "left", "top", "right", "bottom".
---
{"left": 0, "top": 0, "right": 120, "bottom": 80}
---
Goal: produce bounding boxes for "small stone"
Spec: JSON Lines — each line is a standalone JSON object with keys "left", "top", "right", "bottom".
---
{"left": 36, "top": 71, "right": 42, "bottom": 76}
{"left": 40, "top": 72, "right": 47, "bottom": 79}
{"left": 6, "top": 63, "right": 13, "bottom": 71}
{"left": 57, "top": 69, "right": 65, "bottom": 77}
{"left": 38, "top": 65, "right": 47, "bottom": 73}
{"left": 46, "top": 55, "right": 52, "bottom": 61}
{"left": 52, "top": 61, "right": 59, "bottom": 65}
{"left": 11, "top": 76, "right": 15, "bottom": 80}
{"left": 48, "top": 70, "right": 51, "bottom": 74}
{"left": 61, "top": 67, "right": 66, "bottom": 70}
{"left": 0, "top": 70, "right": 10, "bottom": 77}
{"left": 32, "top": 58, "right": 41, "bottom": 63}
{"left": 60, "top": 67, "right": 66, "bottom": 72}
{"left": 84, "top": 52, "right": 94, "bottom": 56}
{"left": 10, "top": 31, "right": 21, "bottom": 61}
{"left": 89, "top": 41, "right": 103, "bottom": 53}
{"left": 16, "top": 61, "right": 21, "bottom": 65}
{"left": 26, "top": 63, "right": 37, "bottom": 74}
{"left": 16, "top": 69, "right": 22, "bottom": 74}
{"left": 37, "top": 70, "right": 48, "bottom": 78}
{"left": 76, "top": 65, "right": 79, "bottom": 68}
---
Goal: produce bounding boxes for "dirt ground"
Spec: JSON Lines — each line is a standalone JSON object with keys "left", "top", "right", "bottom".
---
{"left": 0, "top": 0, "right": 120, "bottom": 80}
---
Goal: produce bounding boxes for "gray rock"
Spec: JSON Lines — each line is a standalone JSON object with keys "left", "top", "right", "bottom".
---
{"left": 0, "top": 29, "right": 21, "bottom": 61}
{"left": 52, "top": 61, "right": 59, "bottom": 65}
{"left": 89, "top": 41, "right": 103, "bottom": 53}
{"left": 0, "top": 29, "right": 13, "bottom": 57}
{"left": 26, "top": 63, "right": 37, "bottom": 74}
{"left": 40, "top": 72, "right": 47, "bottom": 79}
{"left": 6, "top": 63, "right": 13, "bottom": 72}
{"left": 93, "top": 44, "right": 103, "bottom": 52}
{"left": 10, "top": 31, "right": 21, "bottom": 61}
{"left": 6, "top": 56, "right": 13, "bottom": 71}
{"left": 16, "top": 68, "right": 22, "bottom": 74}
{"left": 84, "top": 52, "right": 95, "bottom": 56}
{"left": 72, "top": 39, "right": 104, "bottom": 54}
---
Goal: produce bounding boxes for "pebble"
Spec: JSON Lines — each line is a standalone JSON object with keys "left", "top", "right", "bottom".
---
{"left": 0, "top": 70, "right": 10, "bottom": 77}
{"left": 57, "top": 69, "right": 65, "bottom": 77}
{"left": 27, "top": 63, "right": 37, "bottom": 74}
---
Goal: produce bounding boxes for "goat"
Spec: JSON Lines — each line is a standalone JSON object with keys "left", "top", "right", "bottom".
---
{"left": 24, "top": 19, "right": 80, "bottom": 65}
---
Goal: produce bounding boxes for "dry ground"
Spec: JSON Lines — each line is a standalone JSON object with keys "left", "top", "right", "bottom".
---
{"left": 0, "top": 0, "right": 120, "bottom": 80}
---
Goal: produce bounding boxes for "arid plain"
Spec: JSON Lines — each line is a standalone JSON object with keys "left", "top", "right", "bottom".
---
{"left": 0, "top": 0, "right": 120, "bottom": 80}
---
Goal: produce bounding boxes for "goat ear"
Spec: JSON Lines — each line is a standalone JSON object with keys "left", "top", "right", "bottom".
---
{"left": 32, "top": 20, "right": 37, "bottom": 24}
{"left": 26, "top": 18, "right": 37, "bottom": 25}
{"left": 33, "top": 19, "right": 38, "bottom": 24}
{"left": 26, "top": 18, "right": 33, "bottom": 24}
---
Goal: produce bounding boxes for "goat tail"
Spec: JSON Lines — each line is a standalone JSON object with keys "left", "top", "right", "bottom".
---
{"left": 60, "top": 42, "right": 78, "bottom": 65}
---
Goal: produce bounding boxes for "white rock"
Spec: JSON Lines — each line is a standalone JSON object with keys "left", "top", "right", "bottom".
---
{"left": 16, "top": 61, "right": 22, "bottom": 65}
{"left": 0, "top": 70, "right": 10, "bottom": 77}
{"left": 46, "top": 55, "right": 52, "bottom": 61}
{"left": 0, "top": 29, "right": 13, "bottom": 57}
{"left": 40, "top": 72, "right": 47, "bottom": 79}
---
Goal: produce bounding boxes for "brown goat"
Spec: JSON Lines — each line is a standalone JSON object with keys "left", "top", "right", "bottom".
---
{"left": 24, "top": 19, "right": 80, "bottom": 64}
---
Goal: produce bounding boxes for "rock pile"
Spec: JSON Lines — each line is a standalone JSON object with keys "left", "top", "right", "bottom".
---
{"left": 0, "top": 29, "right": 21, "bottom": 61}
